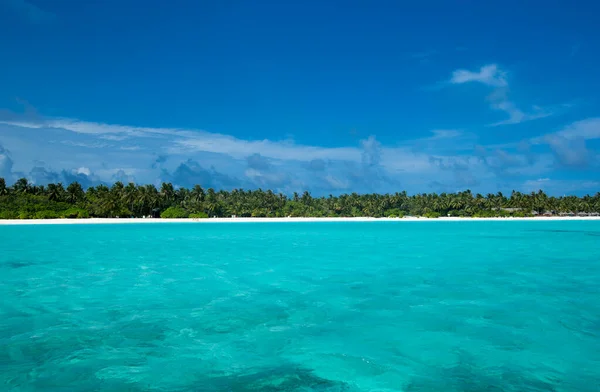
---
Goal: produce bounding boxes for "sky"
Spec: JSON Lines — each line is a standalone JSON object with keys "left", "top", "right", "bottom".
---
{"left": 1, "top": 0, "right": 599, "bottom": 196}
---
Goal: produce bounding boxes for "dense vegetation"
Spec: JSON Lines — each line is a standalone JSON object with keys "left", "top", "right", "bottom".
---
{"left": 0, "top": 177, "right": 599, "bottom": 219}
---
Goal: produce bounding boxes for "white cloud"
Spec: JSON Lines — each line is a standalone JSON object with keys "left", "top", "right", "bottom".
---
{"left": 529, "top": 118, "right": 600, "bottom": 168}
{"left": 76, "top": 167, "right": 91, "bottom": 176}
{"left": 0, "top": 144, "right": 15, "bottom": 180}
{"left": 553, "top": 118, "right": 600, "bottom": 140}
{"left": 531, "top": 118, "right": 600, "bottom": 144}
{"left": 1, "top": 118, "right": 454, "bottom": 190}
{"left": 1, "top": 118, "right": 172, "bottom": 138}
{"left": 172, "top": 136, "right": 361, "bottom": 162}
{"left": 450, "top": 64, "right": 507, "bottom": 87}
{"left": 429, "top": 129, "right": 463, "bottom": 139}
{"left": 448, "top": 64, "right": 560, "bottom": 127}
{"left": 2, "top": 118, "right": 365, "bottom": 163}
{"left": 100, "top": 135, "right": 130, "bottom": 141}
{"left": 487, "top": 91, "right": 553, "bottom": 126}
{"left": 1, "top": 115, "right": 597, "bottom": 195}
{"left": 60, "top": 140, "right": 108, "bottom": 149}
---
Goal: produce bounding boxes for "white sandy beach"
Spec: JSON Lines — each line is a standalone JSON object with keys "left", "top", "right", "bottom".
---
{"left": 1, "top": 216, "right": 600, "bottom": 224}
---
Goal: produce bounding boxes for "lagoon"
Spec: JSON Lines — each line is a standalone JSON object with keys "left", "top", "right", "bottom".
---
{"left": 1, "top": 221, "right": 599, "bottom": 391}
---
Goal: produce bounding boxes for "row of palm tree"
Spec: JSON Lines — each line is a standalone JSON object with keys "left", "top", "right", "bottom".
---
{"left": 1, "top": 177, "right": 599, "bottom": 218}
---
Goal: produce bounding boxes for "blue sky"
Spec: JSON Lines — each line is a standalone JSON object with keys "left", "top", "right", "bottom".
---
{"left": 1, "top": 0, "right": 599, "bottom": 195}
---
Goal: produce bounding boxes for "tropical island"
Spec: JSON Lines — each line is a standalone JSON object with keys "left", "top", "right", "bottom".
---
{"left": 0, "top": 177, "right": 599, "bottom": 220}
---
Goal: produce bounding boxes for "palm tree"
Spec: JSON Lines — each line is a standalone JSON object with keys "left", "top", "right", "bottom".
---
{"left": 301, "top": 191, "right": 312, "bottom": 206}
{"left": 2, "top": 175, "right": 599, "bottom": 218}
{"left": 12, "top": 178, "right": 30, "bottom": 194}
{"left": 122, "top": 182, "right": 138, "bottom": 215}
{"left": 510, "top": 191, "right": 524, "bottom": 209}
{"left": 100, "top": 193, "right": 120, "bottom": 217}
{"left": 204, "top": 188, "right": 220, "bottom": 216}
{"left": 176, "top": 188, "right": 189, "bottom": 207}
{"left": 111, "top": 181, "right": 125, "bottom": 199}
{"left": 66, "top": 182, "right": 84, "bottom": 204}
{"left": 0, "top": 178, "right": 8, "bottom": 196}
{"left": 190, "top": 185, "right": 205, "bottom": 204}
{"left": 160, "top": 182, "right": 176, "bottom": 207}
{"left": 47, "top": 183, "right": 62, "bottom": 202}
{"left": 135, "top": 185, "right": 159, "bottom": 216}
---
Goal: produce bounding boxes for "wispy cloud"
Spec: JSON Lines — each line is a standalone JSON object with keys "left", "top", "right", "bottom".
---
{"left": 450, "top": 64, "right": 507, "bottom": 87}
{"left": 1, "top": 117, "right": 362, "bottom": 162}
{"left": 448, "top": 64, "right": 564, "bottom": 126}
{"left": 552, "top": 117, "right": 600, "bottom": 140}
{"left": 428, "top": 129, "right": 463, "bottom": 140}
{"left": 60, "top": 140, "right": 109, "bottom": 149}
{"left": 531, "top": 118, "right": 600, "bottom": 143}
{"left": 486, "top": 89, "right": 553, "bottom": 126}
{"left": 531, "top": 118, "right": 600, "bottom": 168}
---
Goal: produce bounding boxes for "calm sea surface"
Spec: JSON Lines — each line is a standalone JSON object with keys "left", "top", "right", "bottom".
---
{"left": 1, "top": 221, "right": 600, "bottom": 391}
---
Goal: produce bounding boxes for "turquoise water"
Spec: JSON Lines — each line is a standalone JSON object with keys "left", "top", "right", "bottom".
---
{"left": 1, "top": 222, "right": 600, "bottom": 391}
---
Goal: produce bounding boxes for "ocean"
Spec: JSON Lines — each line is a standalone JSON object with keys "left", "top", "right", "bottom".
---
{"left": 1, "top": 221, "right": 599, "bottom": 391}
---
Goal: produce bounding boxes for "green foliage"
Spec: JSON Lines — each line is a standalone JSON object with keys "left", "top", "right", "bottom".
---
{"left": 510, "top": 211, "right": 534, "bottom": 218}
{"left": 189, "top": 212, "right": 209, "bottom": 219}
{"left": 250, "top": 208, "right": 272, "bottom": 217}
{"left": 34, "top": 210, "right": 59, "bottom": 219}
{"left": 351, "top": 206, "right": 363, "bottom": 217}
{"left": 308, "top": 209, "right": 325, "bottom": 218}
{"left": 385, "top": 208, "right": 405, "bottom": 218}
{"left": 160, "top": 207, "right": 189, "bottom": 219}
{"left": 66, "top": 182, "right": 85, "bottom": 204}
{"left": 0, "top": 210, "right": 18, "bottom": 219}
{"left": 0, "top": 178, "right": 7, "bottom": 196}
{"left": 62, "top": 208, "right": 90, "bottom": 219}
{"left": 447, "top": 210, "right": 467, "bottom": 217}
{"left": 0, "top": 177, "right": 599, "bottom": 220}
{"left": 473, "top": 210, "right": 508, "bottom": 218}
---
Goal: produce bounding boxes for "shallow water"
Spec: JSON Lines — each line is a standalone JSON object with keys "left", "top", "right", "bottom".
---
{"left": 1, "top": 221, "right": 599, "bottom": 391}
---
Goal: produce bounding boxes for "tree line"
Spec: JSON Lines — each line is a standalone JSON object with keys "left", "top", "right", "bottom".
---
{"left": 0, "top": 177, "right": 599, "bottom": 219}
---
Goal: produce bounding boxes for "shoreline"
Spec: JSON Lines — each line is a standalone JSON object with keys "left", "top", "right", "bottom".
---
{"left": 1, "top": 216, "right": 600, "bottom": 225}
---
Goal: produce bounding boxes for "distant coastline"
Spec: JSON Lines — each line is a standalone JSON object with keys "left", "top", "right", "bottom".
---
{"left": 2, "top": 216, "right": 600, "bottom": 225}
{"left": 2, "top": 178, "right": 599, "bottom": 221}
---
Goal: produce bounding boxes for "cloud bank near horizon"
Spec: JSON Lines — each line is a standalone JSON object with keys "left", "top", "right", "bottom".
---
{"left": 1, "top": 110, "right": 599, "bottom": 196}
